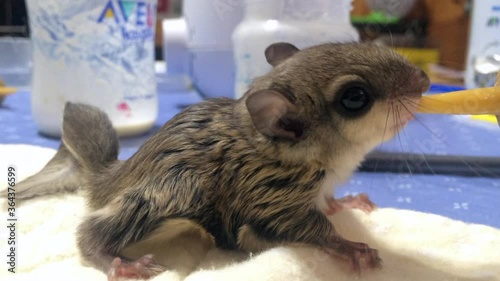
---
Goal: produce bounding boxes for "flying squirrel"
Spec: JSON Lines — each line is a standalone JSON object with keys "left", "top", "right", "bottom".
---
{"left": 6, "top": 42, "right": 431, "bottom": 280}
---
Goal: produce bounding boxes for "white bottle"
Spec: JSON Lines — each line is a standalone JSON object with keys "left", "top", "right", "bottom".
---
{"left": 26, "top": 0, "right": 159, "bottom": 138}
{"left": 162, "top": 0, "right": 245, "bottom": 99}
{"left": 465, "top": 0, "right": 500, "bottom": 89}
{"left": 232, "top": 0, "right": 359, "bottom": 99}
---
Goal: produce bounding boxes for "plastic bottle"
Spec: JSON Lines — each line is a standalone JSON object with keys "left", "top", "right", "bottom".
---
{"left": 465, "top": 0, "right": 500, "bottom": 89}
{"left": 232, "top": 0, "right": 359, "bottom": 99}
{"left": 26, "top": 0, "right": 159, "bottom": 138}
{"left": 162, "top": 0, "right": 245, "bottom": 99}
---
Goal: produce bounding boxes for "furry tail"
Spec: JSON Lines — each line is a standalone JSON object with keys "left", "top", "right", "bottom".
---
{"left": 2, "top": 102, "right": 119, "bottom": 200}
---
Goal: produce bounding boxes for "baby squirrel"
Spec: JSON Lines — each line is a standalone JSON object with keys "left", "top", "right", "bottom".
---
{"left": 7, "top": 42, "right": 430, "bottom": 280}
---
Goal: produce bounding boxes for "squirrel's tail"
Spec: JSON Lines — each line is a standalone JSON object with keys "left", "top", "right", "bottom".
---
{"left": 4, "top": 102, "right": 119, "bottom": 200}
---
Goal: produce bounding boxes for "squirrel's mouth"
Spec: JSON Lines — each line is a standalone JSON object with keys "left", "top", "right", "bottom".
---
{"left": 388, "top": 98, "right": 418, "bottom": 132}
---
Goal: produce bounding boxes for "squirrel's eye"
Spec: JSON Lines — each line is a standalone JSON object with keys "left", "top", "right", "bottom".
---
{"left": 340, "top": 87, "right": 371, "bottom": 112}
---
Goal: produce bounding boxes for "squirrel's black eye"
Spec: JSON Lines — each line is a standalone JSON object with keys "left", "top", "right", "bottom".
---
{"left": 340, "top": 87, "right": 371, "bottom": 112}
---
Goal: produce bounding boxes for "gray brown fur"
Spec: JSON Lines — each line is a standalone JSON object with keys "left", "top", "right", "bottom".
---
{"left": 5, "top": 42, "right": 430, "bottom": 277}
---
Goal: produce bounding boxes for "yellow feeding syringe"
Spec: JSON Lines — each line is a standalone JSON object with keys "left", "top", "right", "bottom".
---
{"left": 417, "top": 87, "right": 500, "bottom": 115}
{"left": 417, "top": 72, "right": 500, "bottom": 116}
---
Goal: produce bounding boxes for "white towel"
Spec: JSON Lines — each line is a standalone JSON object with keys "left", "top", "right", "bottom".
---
{"left": 0, "top": 144, "right": 499, "bottom": 281}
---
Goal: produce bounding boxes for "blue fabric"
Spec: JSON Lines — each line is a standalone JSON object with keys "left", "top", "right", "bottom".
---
{"left": 1, "top": 87, "right": 499, "bottom": 228}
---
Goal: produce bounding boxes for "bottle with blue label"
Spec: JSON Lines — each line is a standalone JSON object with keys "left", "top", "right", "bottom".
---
{"left": 232, "top": 0, "right": 359, "bottom": 99}
{"left": 26, "top": 0, "right": 159, "bottom": 137}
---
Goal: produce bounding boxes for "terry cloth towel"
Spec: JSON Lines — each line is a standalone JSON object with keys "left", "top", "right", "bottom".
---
{"left": 0, "top": 144, "right": 499, "bottom": 281}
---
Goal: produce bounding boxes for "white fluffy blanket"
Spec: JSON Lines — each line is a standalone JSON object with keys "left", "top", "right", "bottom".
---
{"left": 1, "top": 144, "right": 499, "bottom": 281}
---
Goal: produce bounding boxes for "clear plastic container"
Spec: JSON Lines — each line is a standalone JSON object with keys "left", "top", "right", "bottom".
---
{"left": 26, "top": 0, "right": 159, "bottom": 138}
{"left": 161, "top": 0, "right": 245, "bottom": 98}
{"left": 465, "top": 0, "right": 500, "bottom": 89}
{"left": 232, "top": 0, "right": 359, "bottom": 98}
{"left": 0, "top": 37, "right": 32, "bottom": 91}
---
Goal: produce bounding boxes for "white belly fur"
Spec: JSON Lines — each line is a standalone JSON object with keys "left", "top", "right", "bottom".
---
{"left": 314, "top": 148, "right": 370, "bottom": 212}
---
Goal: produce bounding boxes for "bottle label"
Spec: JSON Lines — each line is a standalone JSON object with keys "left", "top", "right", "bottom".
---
{"left": 97, "top": 0, "right": 156, "bottom": 43}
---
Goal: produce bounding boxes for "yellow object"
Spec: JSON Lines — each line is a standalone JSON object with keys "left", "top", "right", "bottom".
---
{"left": 417, "top": 87, "right": 500, "bottom": 115}
{"left": 470, "top": 115, "right": 498, "bottom": 124}
{"left": 0, "top": 86, "right": 17, "bottom": 96}
{"left": 105, "top": 8, "right": 115, "bottom": 18}
{"left": 392, "top": 47, "right": 439, "bottom": 74}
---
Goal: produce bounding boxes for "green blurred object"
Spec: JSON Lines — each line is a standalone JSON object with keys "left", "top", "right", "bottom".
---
{"left": 351, "top": 11, "right": 400, "bottom": 24}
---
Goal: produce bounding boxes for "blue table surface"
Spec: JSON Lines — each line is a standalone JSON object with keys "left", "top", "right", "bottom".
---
{"left": 1, "top": 86, "right": 499, "bottom": 228}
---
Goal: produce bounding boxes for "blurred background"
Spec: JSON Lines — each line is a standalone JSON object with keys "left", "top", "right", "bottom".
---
{"left": 0, "top": 0, "right": 471, "bottom": 84}
{"left": 0, "top": 0, "right": 182, "bottom": 62}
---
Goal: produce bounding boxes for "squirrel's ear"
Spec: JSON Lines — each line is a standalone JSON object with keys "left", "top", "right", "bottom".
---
{"left": 246, "top": 89, "right": 306, "bottom": 141}
{"left": 264, "top": 42, "right": 299, "bottom": 67}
